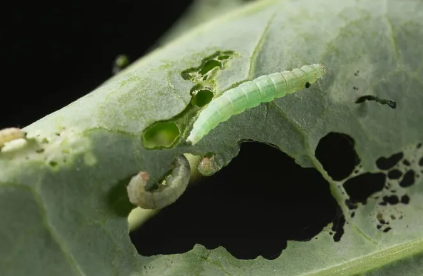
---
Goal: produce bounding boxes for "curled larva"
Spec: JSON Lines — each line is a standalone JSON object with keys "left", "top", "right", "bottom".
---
{"left": 186, "top": 63, "right": 326, "bottom": 145}
{"left": 198, "top": 145, "right": 240, "bottom": 176}
{"left": 127, "top": 155, "right": 191, "bottom": 209}
{"left": 0, "top": 128, "right": 26, "bottom": 147}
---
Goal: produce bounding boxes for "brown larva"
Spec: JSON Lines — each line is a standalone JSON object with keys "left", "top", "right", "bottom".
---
{"left": 0, "top": 128, "right": 26, "bottom": 147}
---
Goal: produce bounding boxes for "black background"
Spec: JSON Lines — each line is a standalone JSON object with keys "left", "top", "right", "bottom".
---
{"left": 2, "top": 0, "right": 341, "bottom": 260}
{"left": 1, "top": 0, "right": 193, "bottom": 128}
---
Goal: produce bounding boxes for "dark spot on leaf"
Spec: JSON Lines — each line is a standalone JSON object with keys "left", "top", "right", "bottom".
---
{"left": 417, "top": 143, "right": 422, "bottom": 149}
{"left": 377, "top": 225, "right": 382, "bottom": 229}
{"left": 315, "top": 132, "right": 360, "bottom": 181}
{"left": 49, "top": 161, "right": 58, "bottom": 167}
{"left": 353, "top": 86, "right": 359, "bottom": 90}
{"left": 351, "top": 211, "right": 355, "bottom": 218}
{"left": 403, "top": 159, "right": 411, "bottom": 166}
{"left": 35, "top": 148, "right": 44, "bottom": 153}
{"left": 130, "top": 142, "right": 338, "bottom": 260}
{"left": 355, "top": 95, "right": 397, "bottom": 109}
{"left": 376, "top": 152, "right": 403, "bottom": 170}
{"left": 376, "top": 213, "right": 388, "bottom": 224}
{"left": 401, "top": 195, "right": 410, "bottom": 204}
{"left": 383, "top": 227, "right": 392, "bottom": 233}
{"left": 390, "top": 215, "right": 396, "bottom": 220}
{"left": 399, "top": 170, "right": 415, "bottom": 188}
{"left": 419, "top": 157, "right": 423, "bottom": 166}
{"left": 343, "top": 173, "right": 386, "bottom": 204}
{"left": 387, "top": 169, "right": 402, "bottom": 179}
{"left": 354, "top": 70, "right": 359, "bottom": 76}
{"left": 305, "top": 82, "right": 311, "bottom": 88}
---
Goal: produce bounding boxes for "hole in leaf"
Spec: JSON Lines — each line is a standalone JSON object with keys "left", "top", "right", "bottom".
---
{"left": 401, "top": 195, "right": 410, "bottom": 204}
{"left": 343, "top": 173, "right": 386, "bottom": 204}
{"left": 191, "top": 90, "right": 214, "bottom": 107}
{"left": 130, "top": 142, "right": 338, "bottom": 260}
{"left": 331, "top": 209, "right": 345, "bottom": 242}
{"left": 315, "top": 132, "right": 360, "bottom": 181}
{"left": 399, "top": 170, "right": 415, "bottom": 188}
{"left": 181, "top": 50, "right": 235, "bottom": 81}
{"left": 380, "top": 195, "right": 399, "bottom": 205}
{"left": 376, "top": 152, "right": 403, "bottom": 170}
{"left": 387, "top": 169, "right": 402, "bottom": 180}
{"left": 199, "top": 60, "right": 221, "bottom": 75}
{"left": 181, "top": 70, "right": 197, "bottom": 81}
{"left": 142, "top": 121, "right": 180, "bottom": 149}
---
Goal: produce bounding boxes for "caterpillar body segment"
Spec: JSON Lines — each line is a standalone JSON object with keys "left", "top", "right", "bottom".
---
{"left": 126, "top": 155, "right": 191, "bottom": 209}
{"left": 187, "top": 64, "right": 326, "bottom": 145}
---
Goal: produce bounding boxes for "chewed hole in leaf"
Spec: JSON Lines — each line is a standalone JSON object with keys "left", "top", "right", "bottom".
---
{"left": 387, "top": 169, "right": 403, "bottom": 179}
{"left": 376, "top": 152, "right": 403, "bottom": 170}
{"left": 331, "top": 208, "right": 346, "bottom": 242}
{"left": 130, "top": 142, "right": 339, "bottom": 260}
{"left": 142, "top": 121, "right": 180, "bottom": 149}
{"left": 191, "top": 90, "right": 214, "bottom": 107}
{"left": 343, "top": 173, "right": 386, "bottom": 204}
{"left": 380, "top": 195, "right": 400, "bottom": 205}
{"left": 315, "top": 132, "right": 360, "bottom": 181}
{"left": 401, "top": 195, "right": 410, "bottom": 204}
{"left": 399, "top": 170, "right": 415, "bottom": 188}
{"left": 181, "top": 50, "right": 235, "bottom": 81}
{"left": 198, "top": 60, "right": 221, "bottom": 75}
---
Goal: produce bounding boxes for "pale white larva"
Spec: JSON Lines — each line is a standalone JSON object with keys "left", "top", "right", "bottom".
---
{"left": 126, "top": 155, "right": 191, "bottom": 209}
{"left": 186, "top": 64, "right": 326, "bottom": 145}
{"left": 0, "top": 128, "right": 26, "bottom": 147}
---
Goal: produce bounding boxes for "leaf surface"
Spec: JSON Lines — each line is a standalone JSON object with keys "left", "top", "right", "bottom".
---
{"left": 1, "top": 0, "right": 423, "bottom": 275}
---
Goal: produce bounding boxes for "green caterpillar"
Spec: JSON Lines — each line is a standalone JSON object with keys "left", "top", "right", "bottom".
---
{"left": 186, "top": 64, "right": 326, "bottom": 145}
